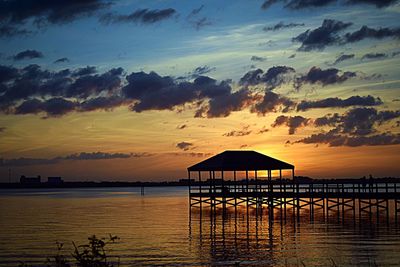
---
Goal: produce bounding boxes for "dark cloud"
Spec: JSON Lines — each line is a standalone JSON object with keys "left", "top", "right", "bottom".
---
{"left": 79, "top": 96, "right": 126, "bottom": 112}
{"left": 223, "top": 125, "right": 252, "bottom": 137}
{"left": 263, "top": 21, "right": 304, "bottom": 31}
{"left": 0, "top": 25, "right": 31, "bottom": 37}
{"left": 295, "top": 66, "right": 356, "bottom": 88}
{"left": 0, "top": 0, "right": 110, "bottom": 38}
{"left": 392, "top": 51, "right": 400, "bottom": 57}
{"left": 0, "top": 126, "right": 5, "bottom": 132}
{"left": 188, "top": 5, "right": 204, "bottom": 17}
{"left": 72, "top": 66, "right": 97, "bottom": 77}
{"left": 189, "top": 65, "right": 216, "bottom": 78}
{"left": 345, "top": 0, "right": 399, "bottom": 8}
{"left": 61, "top": 152, "right": 132, "bottom": 160}
{"left": 0, "top": 151, "right": 146, "bottom": 167}
{"left": 296, "top": 131, "right": 400, "bottom": 147}
{"left": 297, "top": 95, "right": 382, "bottom": 111}
{"left": 314, "top": 107, "right": 400, "bottom": 135}
{"left": 0, "top": 65, "right": 18, "bottom": 83}
{"left": 271, "top": 115, "right": 311, "bottom": 134}
{"left": 13, "top": 49, "right": 43, "bottom": 61}
{"left": 100, "top": 8, "right": 176, "bottom": 24}
{"left": 54, "top": 57, "right": 69, "bottom": 64}
{"left": 262, "top": 0, "right": 335, "bottom": 9}
{"left": 361, "top": 52, "right": 387, "bottom": 60}
{"left": 190, "top": 17, "right": 212, "bottom": 30}
{"left": 344, "top": 26, "right": 400, "bottom": 43}
{"left": 293, "top": 19, "right": 352, "bottom": 51}
{"left": 0, "top": 0, "right": 110, "bottom": 24}
{"left": 332, "top": 54, "right": 355, "bottom": 65}
{"left": 314, "top": 113, "right": 341, "bottom": 127}
{"left": 15, "top": 97, "right": 77, "bottom": 117}
{"left": 176, "top": 142, "right": 194, "bottom": 151}
{"left": 261, "top": 0, "right": 398, "bottom": 9}
{"left": 0, "top": 157, "right": 58, "bottom": 166}
{"left": 252, "top": 91, "right": 295, "bottom": 115}
{"left": 123, "top": 71, "right": 237, "bottom": 114}
{"left": 288, "top": 54, "right": 296, "bottom": 58}
{"left": 239, "top": 66, "right": 295, "bottom": 89}
{"left": 0, "top": 65, "right": 125, "bottom": 113}
{"left": 250, "top": 56, "right": 267, "bottom": 62}
{"left": 203, "top": 89, "right": 257, "bottom": 118}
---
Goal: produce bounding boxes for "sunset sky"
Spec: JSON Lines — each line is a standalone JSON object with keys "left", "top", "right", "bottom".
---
{"left": 0, "top": 0, "right": 399, "bottom": 182}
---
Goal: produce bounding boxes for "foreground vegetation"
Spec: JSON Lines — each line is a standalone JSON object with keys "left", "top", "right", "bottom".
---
{"left": 19, "top": 235, "right": 120, "bottom": 267}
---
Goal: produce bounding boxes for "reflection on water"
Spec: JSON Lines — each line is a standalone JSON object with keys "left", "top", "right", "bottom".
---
{"left": 0, "top": 187, "right": 400, "bottom": 266}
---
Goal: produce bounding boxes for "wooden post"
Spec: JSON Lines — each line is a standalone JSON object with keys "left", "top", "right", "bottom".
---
{"left": 188, "top": 171, "right": 191, "bottom": 207}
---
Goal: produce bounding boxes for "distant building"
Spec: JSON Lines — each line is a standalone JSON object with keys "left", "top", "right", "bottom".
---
{"left": 179, "top": 178, "right": 195, "bottom": 183}
{"left": 20, "top": 175, "right": 41, "bottom": 184}
{"left": 47, "top": 176, "right": 63, "bottom": 185}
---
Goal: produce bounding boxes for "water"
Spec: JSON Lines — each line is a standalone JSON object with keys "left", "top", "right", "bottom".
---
{"left": 0, "top": 187, "right": 400, "bottom": 266}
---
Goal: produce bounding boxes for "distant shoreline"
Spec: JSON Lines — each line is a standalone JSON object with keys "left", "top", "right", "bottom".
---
{"left": 0, "top": 177, "right": 399, "bottom": 189}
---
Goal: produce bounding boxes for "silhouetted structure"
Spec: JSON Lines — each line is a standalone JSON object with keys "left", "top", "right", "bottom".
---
{"left": 187, "top": 150, "right": 400, "bottom": 223}
{"left": 20, "top": 175, "right": 41, "bottom": 184}
{"left": 47, "top": 176, "right": 63, "bottom": 185}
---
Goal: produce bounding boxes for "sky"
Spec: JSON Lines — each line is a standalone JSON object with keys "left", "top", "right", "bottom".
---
{"left": 0, "top": 0, "right": 399, "bottom": 182}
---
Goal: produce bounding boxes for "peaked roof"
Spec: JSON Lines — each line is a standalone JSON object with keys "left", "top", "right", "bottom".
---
{"left": 188, "top": 150, "right": 294, "bottom": 171}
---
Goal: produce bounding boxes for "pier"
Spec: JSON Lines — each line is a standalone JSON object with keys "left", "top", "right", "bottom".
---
{"left": 188, "top": 151, "right": 400, "bottom": 223}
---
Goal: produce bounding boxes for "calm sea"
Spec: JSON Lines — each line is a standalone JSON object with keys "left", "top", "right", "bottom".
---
{"left": 0, "top": 187, "right": 400, "bottom": 266}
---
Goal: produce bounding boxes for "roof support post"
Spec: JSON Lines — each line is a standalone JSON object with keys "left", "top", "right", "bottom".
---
{"left": 198, "top": 171, "right": 201, "bottom": 194}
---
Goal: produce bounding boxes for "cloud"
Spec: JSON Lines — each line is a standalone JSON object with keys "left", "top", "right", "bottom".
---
{"left": 0, "top": 64, "right": 124, "bottom": 111}
{"left": 345, "top": 0, "right": 399, "bottom": 8}
{"left": 15, "top": 97, "right": 77, "bottom": 117}
{"left": 176, "top": 142, "right": 194, "bottom": 151}
{"left": 293, "top": 19, "right": 352, "bottom": 51}
{"left": 297, "top": 95, "right": 382, "bottom": 111}
{"left": 314, "top": 107, "right": 400, "bottom": 135}
{"left": 250, "top": 56, "right": 267, "bottom": 62}
{"left": 0, "top": 0, "right": 110, "bottom": 38}
{"left": 79, "top": 96, "right": 127, "bottom": 112}
{"left": 295, "top": 66, "right": 356, "bottom": 88}
{"left": 0, "top": 151, "right": 147, "bottom": 167}
{"left": 188, "top": 5, "right": 204, "bottom": 17}
{"left": 271, "top": 115, "right": 311, "bottom": 134}
{"left": 190, "top": 17, "right": 212, "bottom": 30}
{"left": 54, "top": 57, "right": 69, "bottom": 64}
{"left": 344, "top": 26, "right": 400, "bottom": 43}
{"left": 252, "top": 91, "right": 295, "bottom": 114}
{"left": 261, "top": 0, "right": 336, "bottom": 9}
{"left": 189, "top": 65, "right": 216, "bottom": 78}
{"left": 261, "top": 0, "right": 398, "bottom": 9}
{"left": 13, "top": 49, "right": 43, "bottom": 61}
{"left": 332, "top": 54, "right": 355, "bottom": 65}
{"left": 0, "top": 25, "right": 31, "bottom": 37}
{"left": 295, "top": 131, "right": 400, "bottom": 147}
{"left": 0, "top": 126, "right": 5, "bottom": 132}
{"left": 239, "top": 66, "right": 295, "bottom": 89}
{"left": 72, "top": 66, "right": 97, "bottom": 77}
{"left": 123, "top": 71, "right": 245, "bottom": 115}
{"left": 263, "top": 21, "right": 304, "bottom": 31}
{"left": 61, "top": 152, "right": 133, "bottom": 160}
{"left": 203, "top": 89, "right": 257, "bottom": 118}
{"left": 100, "top": 8, "right": 176, "bottom": 24}
{"left": 361, "top": 52, "right": 387, "bottom": 60}
{"left": 223, "top": 125, "right": 252, "bottom": 137}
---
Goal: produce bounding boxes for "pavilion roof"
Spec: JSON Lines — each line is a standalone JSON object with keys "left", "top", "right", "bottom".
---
{"left": 187, "top": 150, "right": 294, "bottom": 171}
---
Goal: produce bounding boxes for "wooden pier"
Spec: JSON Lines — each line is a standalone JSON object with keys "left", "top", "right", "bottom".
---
{"left": 188, "top": 151, "right": 400, "bottom": 223}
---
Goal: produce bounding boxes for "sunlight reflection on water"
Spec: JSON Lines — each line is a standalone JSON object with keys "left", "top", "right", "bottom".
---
{"left": 0, "top": 187, "right": 400, "bottom": 266}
